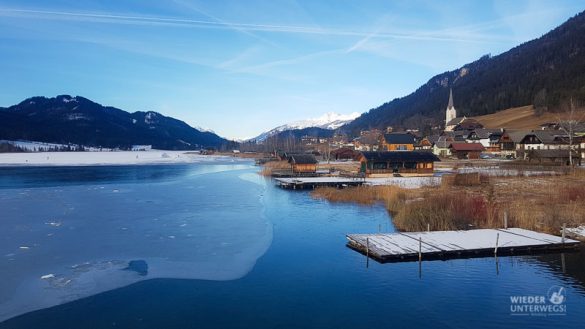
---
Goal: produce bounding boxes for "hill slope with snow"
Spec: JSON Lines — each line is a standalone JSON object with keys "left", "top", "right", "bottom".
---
{"left": 253, "top": 112, "right": 359, "bottom": 142}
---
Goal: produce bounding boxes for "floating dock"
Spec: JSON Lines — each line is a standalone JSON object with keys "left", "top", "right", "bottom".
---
{"left": 275, "top": 177, "right": 365, "bottom": 189}
{"left": 347, "top": 228, "right": 580, "bottom": 263}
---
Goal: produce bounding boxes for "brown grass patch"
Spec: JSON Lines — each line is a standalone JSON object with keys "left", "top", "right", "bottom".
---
{"left": 259, "top": 160, "right": 290, "bottom": 176}
{"left": 472, "top": 105, "right": 585, "bottom": 130}
{"left": 312, "top": 185, "right": 408, "bottom": 213}
{"left": 311, "top": 173, "right": 585, "bottom": 235}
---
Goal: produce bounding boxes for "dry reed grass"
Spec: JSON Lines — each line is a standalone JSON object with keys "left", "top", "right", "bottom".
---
{"left": 312, "top": 173, "right": 585, "bottom": 235}
{"left": 312, "top": 185, "right": 408, "bottom": 213}
{"left": 259, "top": 160, "right": 290, "bottom": 176}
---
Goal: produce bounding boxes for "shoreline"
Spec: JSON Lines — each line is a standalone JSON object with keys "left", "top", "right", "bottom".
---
{"left": 311, "top": 171, "right": 585, "bottom": 236}
{"left": 0, "top": 151, "right": 237, "bottom": 167}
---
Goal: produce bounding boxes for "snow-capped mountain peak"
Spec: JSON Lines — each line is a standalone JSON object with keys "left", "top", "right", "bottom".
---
{"left": 252, "top": 111, "right": 360, "bottom": 142}
{"left": 287, "top": 112, "right": 360, "bottom": 130}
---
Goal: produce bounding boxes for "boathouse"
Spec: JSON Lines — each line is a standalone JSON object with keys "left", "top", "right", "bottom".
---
{"left": 330, "top": 147, "right": 360, "bottom": 161}
{"left": 288, "top": 154, "right": 318, "bottom": 174}
{"left": 449, "top": 142, "right": 485, "bottom": 159}
{"left": 527, "top": 149, "right": 581, "bottom": 166}
{"left": 357, "top": 151, "right": 439, "bottom": 176}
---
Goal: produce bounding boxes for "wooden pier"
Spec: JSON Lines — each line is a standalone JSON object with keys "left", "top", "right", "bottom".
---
{"left": 275, "top": 177, "right": 365, "bottom": 189}
{"left": 347, "top": 228, "right": 580, "bottom": 263}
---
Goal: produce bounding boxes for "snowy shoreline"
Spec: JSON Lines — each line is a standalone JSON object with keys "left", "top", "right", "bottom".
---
{"left": 0, "top": 151, "right": 232, "bottom": 167}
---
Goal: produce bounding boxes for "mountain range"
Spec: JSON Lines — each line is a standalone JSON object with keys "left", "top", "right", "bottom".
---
{"left": 341, "top": 10, "right": 585, "bottom": 136}
{"left": 0, "top": 95, "right": 232, "bottom": 150}
{"left": 252, "top": 112, "right": 359, "bottom": 142}
{"left": 2, "top": 11, "right": 584, "bottom": 149}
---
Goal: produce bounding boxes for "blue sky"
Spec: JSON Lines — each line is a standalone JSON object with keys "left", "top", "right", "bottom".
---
{"left": 0, "top": 1, "right": 583, "bottom": 139}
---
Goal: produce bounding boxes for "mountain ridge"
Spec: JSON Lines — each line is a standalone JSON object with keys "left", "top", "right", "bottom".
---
{"left": 253, "top": 112, "right": 359, "bottom": 142}
{"left": 341, "top": 11, "right": 585, "bottom": 136}
{"left": 0, "top": 95, "right": 233, "bottom": 150}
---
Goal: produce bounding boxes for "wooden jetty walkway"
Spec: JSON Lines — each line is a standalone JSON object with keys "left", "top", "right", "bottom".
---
{"left": 347, "top": 228, "right": 580, "bottom": 263}
{"left": 275, "top": 177, "right": 365, "bottom": 189}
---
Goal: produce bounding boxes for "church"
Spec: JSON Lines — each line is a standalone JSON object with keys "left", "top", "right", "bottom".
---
{"left": 444, "top": 89, "right": 483, "bottom": 132}
{"left": 444, "top": 89, "right": 462, "bottom": 131}
{"left": 445, "top": 88, "right": 457, "bottom": 127}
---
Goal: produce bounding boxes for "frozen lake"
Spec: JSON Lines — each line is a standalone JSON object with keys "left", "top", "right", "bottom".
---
{"left": 0, "top": 161, "right": 271, "bottom": 321}
{"left": 1, "top": 161, "right": 585, "bottom": 328}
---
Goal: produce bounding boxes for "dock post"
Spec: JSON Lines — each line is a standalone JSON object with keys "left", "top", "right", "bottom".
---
{"left": 366, "top": 237, "right": 370, "bottom": 268}
{"left": 427, "top": 223, "right": 430, "bottom": 232}
{"left": 562, "top": 223, "right": 566, "bottom": 243}
{"left": 418, "top": 237, "right": 422, "bottom": 261}
{"left": 494, "top": 233, "right": 499, "bottom": 255}
{"left": 504, "top": 211, "right": 508, "bottom": 229}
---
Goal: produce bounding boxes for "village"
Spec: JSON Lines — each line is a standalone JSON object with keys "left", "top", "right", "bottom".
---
{"left": 255, "top": 90, "right": 585, "bottom": 259}
{"left": 259, "top": 90, "right": 585, "bottom": 180}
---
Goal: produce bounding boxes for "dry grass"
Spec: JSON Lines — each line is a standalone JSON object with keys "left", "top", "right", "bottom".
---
{"left": 472, "top": 105, "right": 585, "bottom": 130}
{"left": 312, "top": 173, "right": 585, "bottom": 235}
{"left": 500, "top": 177, "right": 585, "bottom": 234}
{"left": 259, "top": 160, "right": 290, "bottom": 176}
{"left": 312, "top": 185, "right": 408, "bottom": 213}
{"left": 441, "top": 172, "right": 484, "bottom": 186}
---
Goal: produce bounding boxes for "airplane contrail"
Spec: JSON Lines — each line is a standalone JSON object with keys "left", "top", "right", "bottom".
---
{"left": 0, "top": 7, "right": 512, "bottom": 43}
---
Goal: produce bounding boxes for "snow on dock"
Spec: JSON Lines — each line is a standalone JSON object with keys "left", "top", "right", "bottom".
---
{"left": 274, "top": 176, "right": 440, "bottom": 189}
{"left": 275, "top": 177, "right": 365, "bottom": 189}
{"left": 347, "top": 228, "right": 580, "bottom": 263}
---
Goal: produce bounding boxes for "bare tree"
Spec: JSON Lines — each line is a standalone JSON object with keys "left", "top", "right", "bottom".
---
{"left": 557, "top": 98, "right": 585, "bottom": 167}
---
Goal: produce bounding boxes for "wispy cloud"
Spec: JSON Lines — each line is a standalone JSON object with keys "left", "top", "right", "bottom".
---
{"left": 170, "top": 0, "right": 278, "bottom": 46}
{"left": 0, "top": 7, "right": 516, "bottom": 44}
{"left": 346, "top": 29, "right": 380, "bottom": 53}
{"left": 228, "top": 48, "right": 343, "bottom": 76}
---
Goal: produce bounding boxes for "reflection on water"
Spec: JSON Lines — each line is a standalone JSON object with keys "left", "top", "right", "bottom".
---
{"left": 535, "top": 248, "right": 585, "bottom": 294}
{"left": 1, "top": 163, "right": 584, "bottom": 329}
{"left": 0, "top": 163, "right": 251, "bottom": 189}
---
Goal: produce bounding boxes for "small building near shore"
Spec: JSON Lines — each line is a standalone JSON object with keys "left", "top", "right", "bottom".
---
{"left": 379, "top": 133, "right": 415, "bottom": 151}
{"left": 330, "top": 147, "right": 360, "bottom": 161}
{"left": 357, "top": 151, "right": 440, "bottom": 177}
{"left": 527, "top": 149, "right": 581, "bottom": 166}
{"left": 449, "top": 142, "right": 485, "bottom": 159}
{"left": 432, "top": 136, "right": 454, "bottom": 157}
{"left": 288, "top": 154, "right": 318, "bottom": 174}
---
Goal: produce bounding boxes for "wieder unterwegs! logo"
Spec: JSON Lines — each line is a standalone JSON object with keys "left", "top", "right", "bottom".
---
{"left": 510, "top": 286, "right": 567, "bottom": 316}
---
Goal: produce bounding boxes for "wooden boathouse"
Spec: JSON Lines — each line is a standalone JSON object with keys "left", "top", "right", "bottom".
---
{"left": 357, "top": 151, "right": 439, "bottom": 177}
{"left": 288, "top": 154, "right": 318, "bottom": 174}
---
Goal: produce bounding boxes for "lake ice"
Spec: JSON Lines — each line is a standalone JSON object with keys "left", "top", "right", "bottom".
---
{"left": 0, "top": 162, "right": 272, "bottom": 321}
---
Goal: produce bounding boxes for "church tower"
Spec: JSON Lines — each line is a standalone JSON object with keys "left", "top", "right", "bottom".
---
{"left": 445, "top": 88, "right": 457, "bottom": 127}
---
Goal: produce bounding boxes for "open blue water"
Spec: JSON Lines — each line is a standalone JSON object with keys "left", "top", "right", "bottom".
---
{"left": 1, "top": 161, "right": 584, "bottom": 328}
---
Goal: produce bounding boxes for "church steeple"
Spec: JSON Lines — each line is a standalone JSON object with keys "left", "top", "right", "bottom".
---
{"left": 445, "top": 88, "right": 457, "bottom": 129}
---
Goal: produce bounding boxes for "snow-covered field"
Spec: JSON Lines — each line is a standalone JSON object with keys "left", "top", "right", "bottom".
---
{"left": 0, "top": 139, "right": 110, "bottom": 152}
{"left": 365, "top": 176, "right": 441, "bottom": 188}
{"left": 0, "top": 151, "right": 229, "bottom": 166}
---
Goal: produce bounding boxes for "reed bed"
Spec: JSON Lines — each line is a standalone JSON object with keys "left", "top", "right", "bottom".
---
{"left": 259, "top": 160, "right": 290, "bottom": 176}
{"left": 312, "top": 172, "right": 585, "bottom": 234}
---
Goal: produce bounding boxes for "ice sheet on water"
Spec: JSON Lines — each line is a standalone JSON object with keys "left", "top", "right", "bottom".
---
{"left": 0, "top": 163, "right": 272, "bottom": 321}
